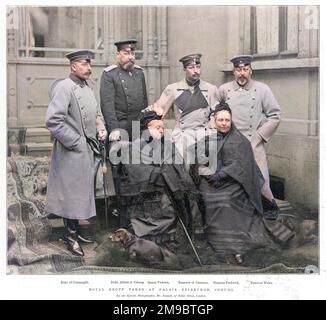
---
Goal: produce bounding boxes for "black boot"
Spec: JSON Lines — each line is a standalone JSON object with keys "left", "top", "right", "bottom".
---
{"left": 63, "top": 219, "right": 84, "bottom": 256}
{"left": 262, "top": 196, "right": 280, "bottom": 220}
{"left": 78, "top": 224, "right": 94, "bottom": 244}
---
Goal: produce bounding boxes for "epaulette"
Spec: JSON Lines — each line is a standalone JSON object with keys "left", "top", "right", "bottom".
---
{"left": 134, "top": 64, "right": 143, "bottom": 70}
{"left": 104, "top": 64, "right": 118, "bottom": 72}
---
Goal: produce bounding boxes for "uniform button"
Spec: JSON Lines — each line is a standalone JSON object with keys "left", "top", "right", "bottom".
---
{"left": 249, "top": 125, "right": 252, "bottom": 128}
{"left": 125, "top": 87, "right": 127, "bottom": 90}
{"left": 122, "top": 80, "right": 125, "bottom": 83}
{"left": 228, "top": 89, "right": 230, "bottom": 92}
{"left": 250, "top": 115, "right": 253, "bottom": 118}
{"left": 248, "top": 134, "right": 252, "bottom": 137}
{"left": 180, "top": 121, "right": 184, "bottom": 125}
{"left": 204, "top": 112, "right": 207, "bottom": 115}
{"left": 252, "top": 97, "right": 255, "bottom": 100}
{"left": 227, "top": 97, "right": 230, "bottom": 100}
{"left": 182, "top": 130, "right": 185, "bottom": 132}
{"left": 251, "top": 106, "right": 254, "bottom": 109}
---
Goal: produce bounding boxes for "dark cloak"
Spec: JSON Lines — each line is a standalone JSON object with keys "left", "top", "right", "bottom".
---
{"left": 197, "top": 123, "right": 264, "bottom": 213}
{"left": 113, "top": 138, "right": 198, "bottom": 243}
{"left": 193, "top": 124, "right": 294, "bottom": 257}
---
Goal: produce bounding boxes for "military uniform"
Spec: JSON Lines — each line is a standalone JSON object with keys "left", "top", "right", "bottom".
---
{"left": 100, "top": 64, "right": 148, "bottom": 139}
{"left": 155, "top": 78, "right": 219, "bottom": 154}
{"left": 218, "top": 78, "right": 281, "bottom": 199}
{"left": 45, "top": 50, "right": 106, "bottom": 256}
{"left": 46, "top": 74, "right": 105, "bottom": 220}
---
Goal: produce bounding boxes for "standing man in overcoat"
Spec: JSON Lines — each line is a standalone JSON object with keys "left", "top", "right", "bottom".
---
{"left": 218, "top": 55, "right": 282, "bottom": 218}
{"left": 45, "top": 50, "right": 107, "bottom": 256}
{"left": 100, "top": 39, "right": 148, "bottom": 142}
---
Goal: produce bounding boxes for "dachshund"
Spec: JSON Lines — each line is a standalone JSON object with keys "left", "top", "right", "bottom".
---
{"left": 109, "top": 228, "right": 181, "bottom": 269}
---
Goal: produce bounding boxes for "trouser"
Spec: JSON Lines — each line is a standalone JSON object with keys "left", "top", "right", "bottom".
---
{"left": 63, "top": 218, "right": 79, "bottom": 234}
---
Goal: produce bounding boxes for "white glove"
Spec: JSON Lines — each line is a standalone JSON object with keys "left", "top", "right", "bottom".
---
{"left": 97, "top": 129, "right": 107, "bottom": 141}
{"left": 109, "top": 130, "right": 121, "bottom": 142}
{"left": 141, "top": 105, "right": 154, "bottom": 113}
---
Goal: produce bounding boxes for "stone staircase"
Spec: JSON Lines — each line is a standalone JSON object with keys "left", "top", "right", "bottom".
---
{"left": 8, "top": 127, "right": 53, "bottom": 157}
{"left": 25, "top": 127, "right": 53, "bottom": 156}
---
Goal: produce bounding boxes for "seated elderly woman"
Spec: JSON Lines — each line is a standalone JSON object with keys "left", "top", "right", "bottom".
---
{"left": 110, "top": 110, "right": 197, "bottom": 246}
{"left": 193, "top": 101, "right": 295, "bottom": 265}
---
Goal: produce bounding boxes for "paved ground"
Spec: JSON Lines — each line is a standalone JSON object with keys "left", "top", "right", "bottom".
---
{"left": 48, "top": 199, "right": 319, "bottom": 274}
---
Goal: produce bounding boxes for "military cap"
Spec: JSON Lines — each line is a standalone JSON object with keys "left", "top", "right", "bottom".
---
{"left": 114, "top": 39, "right": 138, "bottom": 51}
{"left": 230, "top": 55, "right": 253, "bottom": 67}
{"left": 139, "top": 110, "right": 162, "bottom": 131}
{"left": 65, "top": 50, "right": 95, "bottom": 62}
{"left": 179, "top": 53, "right": 202, "bottom": 67}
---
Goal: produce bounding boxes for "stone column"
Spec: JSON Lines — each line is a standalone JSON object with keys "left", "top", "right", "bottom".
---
{"left": 7, "top": 6, "right": 19, "bottom": 127}
{"left": 158, "top": 7, "right": 169, "bottom": 99}
{"left": 142, "top": 7, "right": 148, "bottom": 61}
{"left": 298, "top": 6, "right": 319, "bottom": 58}
{"left": 160, "top": 7, "right": 168, "bottom": 64}
{"left": 144, "top": 7, "right": 156, "bottom": 104}
{"left": 146, "top": 6, "right": 155, "bottom": 62}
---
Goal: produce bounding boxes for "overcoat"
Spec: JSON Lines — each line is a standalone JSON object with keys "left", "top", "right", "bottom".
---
{"left": 45, "top": 76, "right": 106, "bottom": 219}
{"left": 218, "top": 79, "right": 281, "bottom": 199}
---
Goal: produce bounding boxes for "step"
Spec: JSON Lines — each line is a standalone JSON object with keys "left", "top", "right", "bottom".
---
{"left": 25, "top": 142, "right": 53, "bottom": 157}
{"left": 8, "top": 143, "right": 27, "bottom": 156}
{"left": 48, "top": 218, "right": 65, "bottom": 242}
{"left": 25, "top": 128, "right": 51, "bottom": 143}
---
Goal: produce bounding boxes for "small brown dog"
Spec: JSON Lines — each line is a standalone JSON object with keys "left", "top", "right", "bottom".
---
{"left": 109, "top": 228, "right": 180, "bottom": 269}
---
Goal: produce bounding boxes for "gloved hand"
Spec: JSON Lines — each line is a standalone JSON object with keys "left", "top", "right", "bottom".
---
{"left": 141, "top": 104, "right": 164, "bottom": 116}
{"left": 97, "top": 129, "right": 107, "bottom": 141}
{"left": 207, "top": 172, "right": 223, "bottom": 188}
{"left": 109, "top": 130, "right": 121, "bottom": 142}
{"left": 207, "top": 171, "right": 228, "bottom": 188}
{"left": 141, "top": 105, "right": 154, "bottom": 113}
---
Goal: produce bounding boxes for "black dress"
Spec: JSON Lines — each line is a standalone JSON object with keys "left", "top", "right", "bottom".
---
{"left": 195, "top": 124, "right": 294, "bottom": 259}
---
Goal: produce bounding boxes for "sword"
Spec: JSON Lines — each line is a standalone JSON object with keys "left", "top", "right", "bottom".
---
{"left": 99, "top": 139, "right": 109, "bottom": 230}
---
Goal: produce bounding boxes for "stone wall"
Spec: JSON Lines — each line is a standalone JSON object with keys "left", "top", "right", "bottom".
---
{"left": 7, "top": 5, "right": 320, "bottom": 212}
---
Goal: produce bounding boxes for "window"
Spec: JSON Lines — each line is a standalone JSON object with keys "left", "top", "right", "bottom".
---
{"left": 250, "top": 6, "right": 299, "bottom": 58}
{"left": 16, "top": 7, "right": 145, "bottom": 61}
